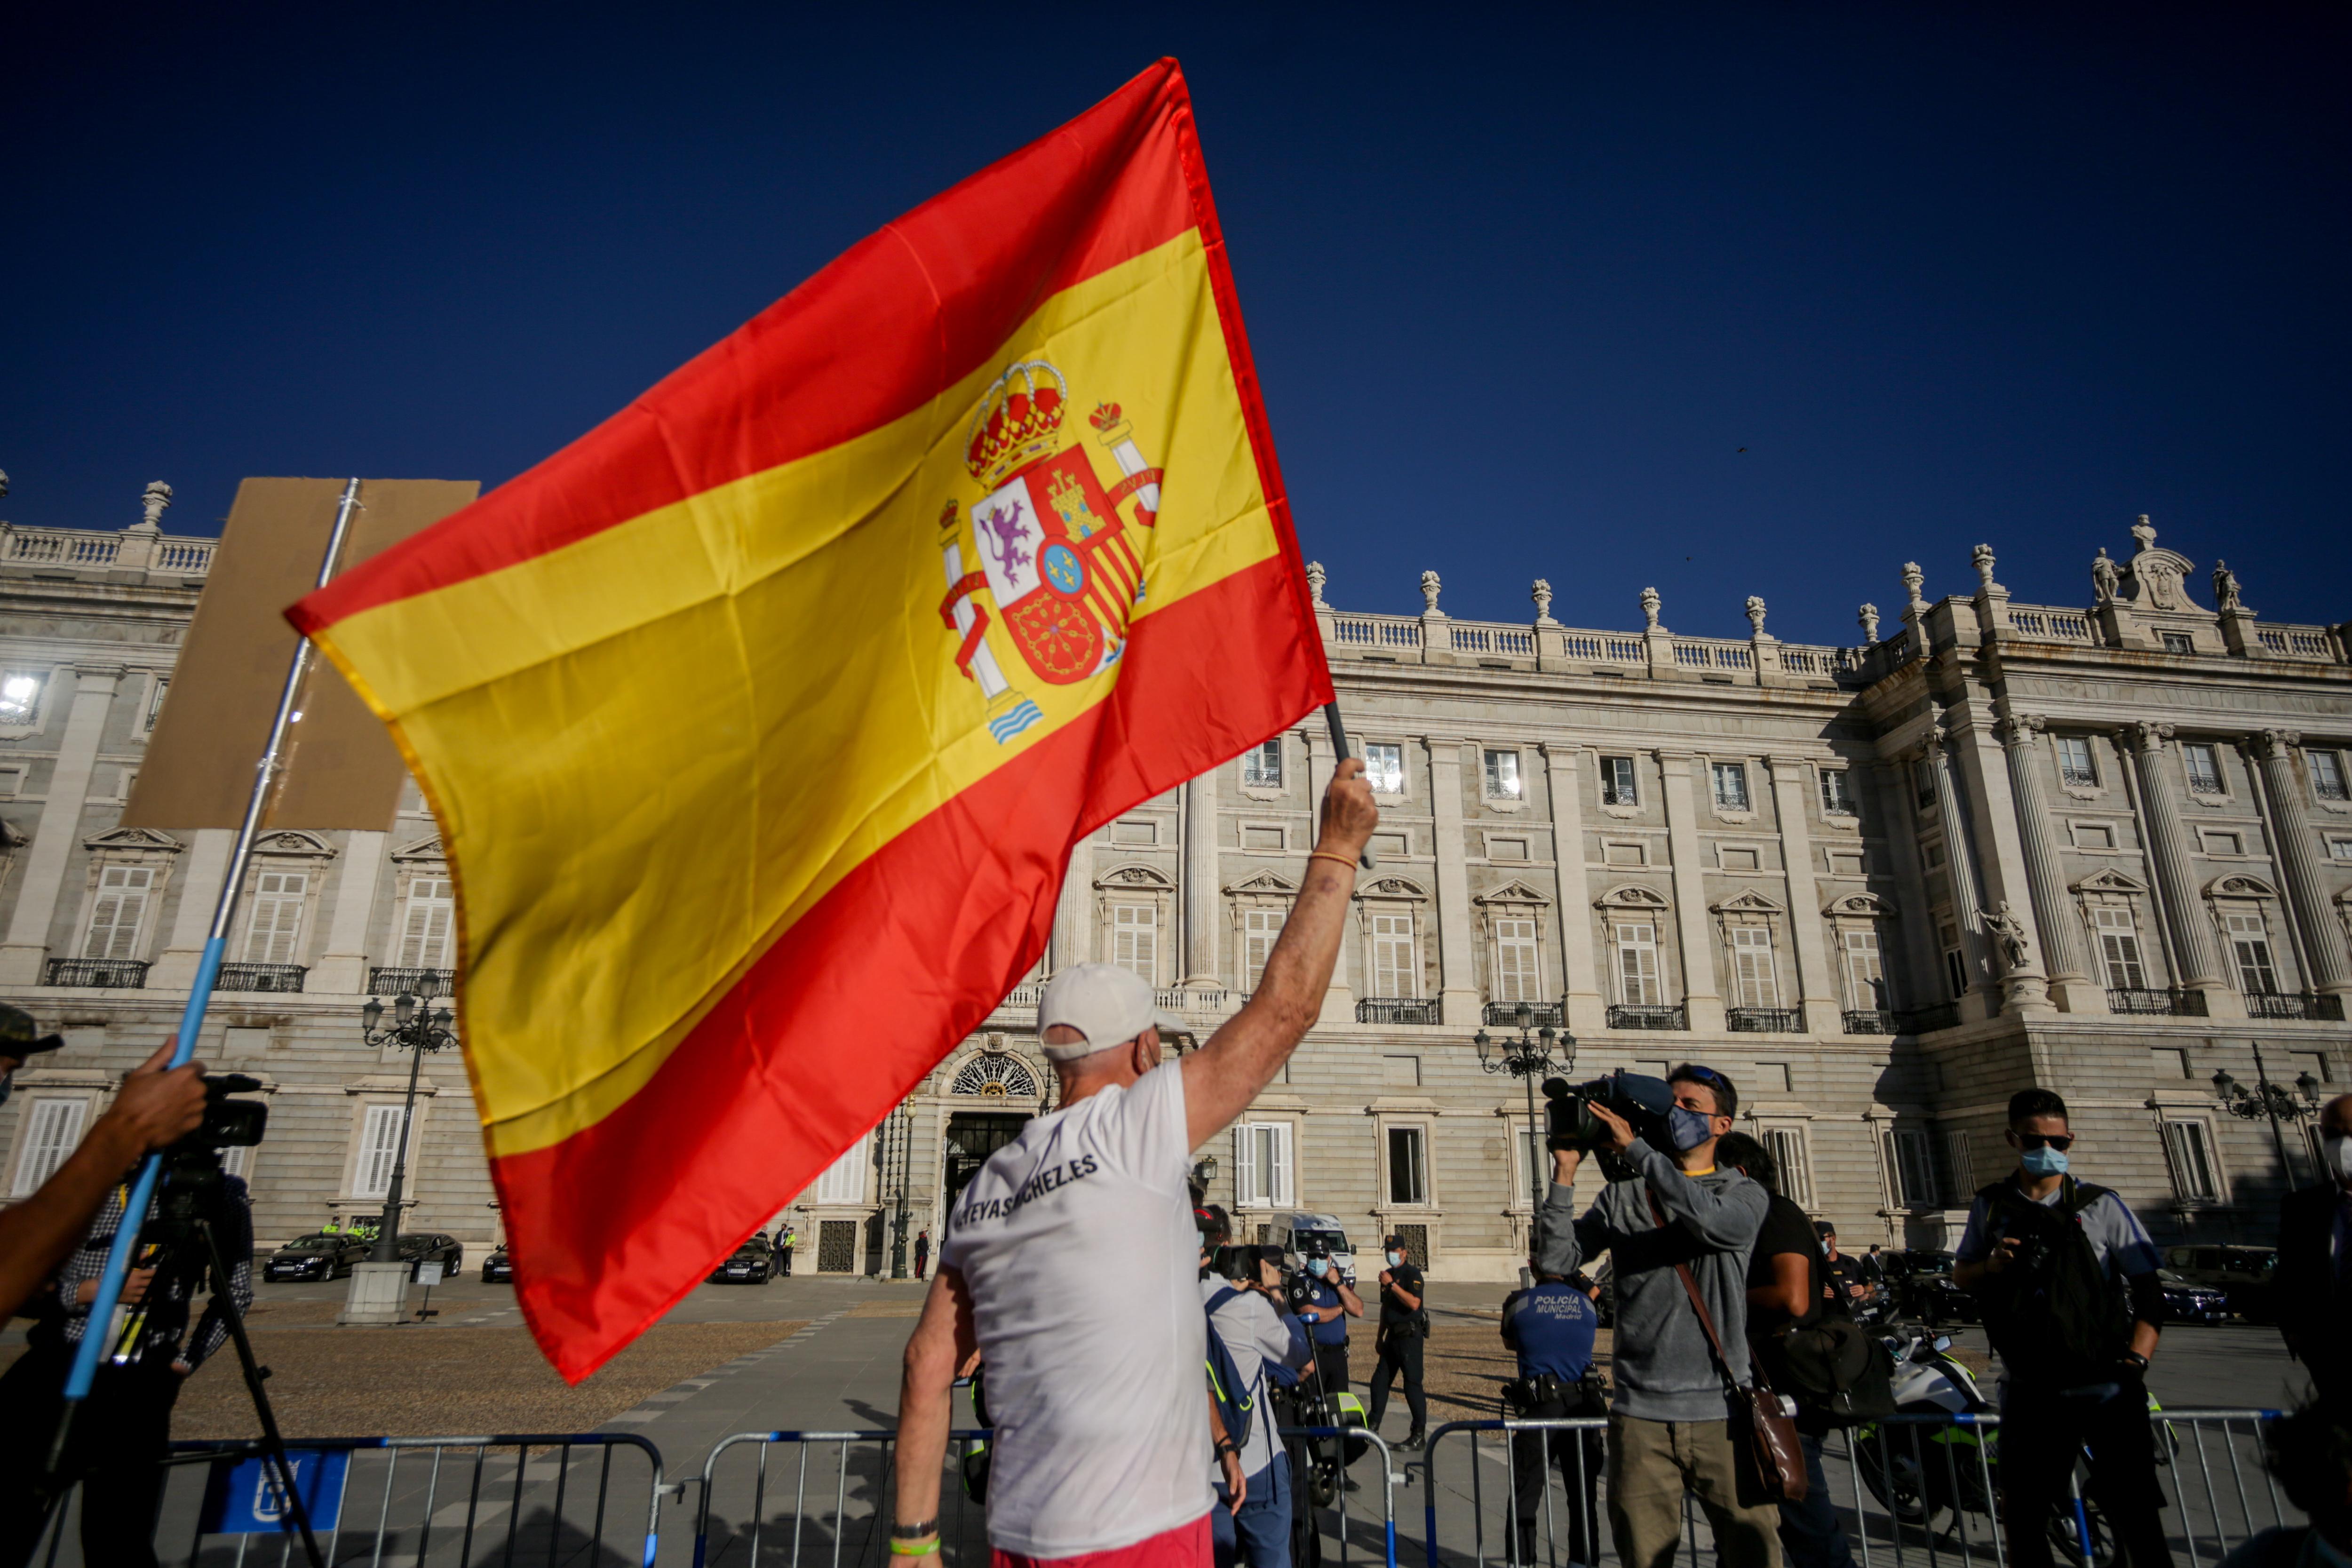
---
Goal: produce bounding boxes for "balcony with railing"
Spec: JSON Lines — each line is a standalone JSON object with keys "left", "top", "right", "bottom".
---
{"left": 1320, "top": 601, "right": 1861, "bottom": 688}
{"left": 2108, "top": 987, "right": 2208, "bottom": 1017}
{"left": 1843, "top": 1009, "right": 1898, "bottom": 1035}
{"left": 1726, "top": 1006, "right": 1801, "bottom": 1033}
{"left": 214, "top": 963, "right": 305, "bottom": 994}
{"left": 1483, "top": 1000, "right": 1564, "bottom": 1027}
{"left": 1358, "top": 997, "right": 1442, "bottom": 1026}
{"left": 369, "top": 966, "right": 458, "bottom": 998}
{"left": 0, "top": 524, "right": 217, "bottom": 576}
{"left": 44, "top": 957, "right": 148, "bottom": 988}
{"left": 1606, "top": 1003, "right": 1687, "bottom": 1031}
{"left": 2244, "top": 992, "right": 2345, "bottom": 1022}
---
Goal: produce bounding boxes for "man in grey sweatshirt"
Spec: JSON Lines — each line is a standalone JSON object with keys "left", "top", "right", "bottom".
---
{"left": 1538, "top": 1063, "right": 1780, "bottom": 1568}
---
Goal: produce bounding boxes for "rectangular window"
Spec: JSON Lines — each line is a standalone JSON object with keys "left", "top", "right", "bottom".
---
{"left": 81, "top": 865, "right": 154, "bottom": 961}
{"left": 1935, "top": 1130, "right": 1976, "bottom": 1206}
{"left": 1386, "top": 1126, "right": 1427, "bottom": 1205}
{"left": 2333, "top": 837, "right": 2352, "bottom": 862}
{"left": 1600, "top": 756, "right": 1637, "bottom": 807}
{"left": 1233, "top": 1122, "right": 1295, "bottom": 1208}
{"left": 2161, "top": 631, "right": 2196, "bottom": 655}
{"left": 145, "top": 677, "right": 169, "bottom": 731}
{"left": 1841, "top": 927, "right": 1888, "bottom": 1011}
{"left": 1241, "top": 907, "right": 1280, "bottom": 992}
{"left": 352, "top": 1104, "right": 408, "bottom": 1200}
{"left": 2310, "top": 749, "right": 2349, "bottom": 802}
{"left": 1940, "top": 921, "right": 1967, "bottom": 1000}
{"left": 1111, "top": 904, "right": 1158, "bottom": 983}
{"left": 1819, "top": 770, "right": 1855, "bottom": 815}
{"left": 0, "top": 671, "right": 45, "bottom": 725}
{"left": 1711, "top": 761, "right": 1750, "bottom": 811}
{"left": 814, "top": 1132, "right": 871, "bottom": 1205}
{"left": 1613, "top": 922, "right": 1662, "bottom": 1005}
{"left": 0, "top": 768, "right": 19, "bottom": 798}
{"left": 1493, "top": 916, "right": 1539, "bottom": 1002}
{"left": 399, "top": 877, "right": 456, "bottom": 968}
{"left": 1764, "top": 1127, "right": 1815, "bottom": 1208}
{"left": 1364, "top": 743, "right": 1405, "bottom": 796}
{"left": 1730, "top": 926, "right": 1780, "bottom": 1008}
{"left": 2093, "top": 906, "right": 2148, "bottom": 989}
{"left": 2057, "top": 736, "right": 2098, "bottom": 787}
{"left": 11, "top": 1099, "right": 87, "bottom": 1197}
{"left": 1885, "top": 1129, "right": 1937, "bottom": 1209}
{"left": 1241, "top": 739, "right": 1282, "bottom": 788}
{"left": 2225, "top": 912, "right": 2279, "bottom": 995}
{"left": 1483, "top": 749, "right": 1522, "bottom": 800}
{"left": 2183, "top": 742, "right": 2225, "bottom": 795}
{"left": 240, "top": 870, "right": 308, "bottom": 965}
{"left": 1370, "top": 909, "right": 1417, "bottom": 997}
{"left": 2163, "top": 1120, "right": 2219, "bottom": 1202}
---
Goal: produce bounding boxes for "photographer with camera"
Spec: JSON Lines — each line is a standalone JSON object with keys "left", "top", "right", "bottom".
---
{"left": 1200, "top": 1210, "right": 1312, "bottom": 1568}
{"left": 1499, "top": 1253, "right": 1604, "bottom": 1566}
{"left": 0, "top": 1067, "right": 256, "bottom": 1568}
{"left": 1536, "top": 1064, "right": 1781, "bottom": 1568}
{"left": 1953, "top": 1088, "right": 2172, "bottom": 1568}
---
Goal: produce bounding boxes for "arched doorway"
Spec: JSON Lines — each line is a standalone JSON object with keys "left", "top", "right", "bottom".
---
{"left": 941, "top": 1043, "right": 1044, "bottom": 1218}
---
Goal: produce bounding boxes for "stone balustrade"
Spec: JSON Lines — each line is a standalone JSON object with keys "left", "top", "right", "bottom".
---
{"left": 0, "top": 523, "right": 216, "bottom": 575}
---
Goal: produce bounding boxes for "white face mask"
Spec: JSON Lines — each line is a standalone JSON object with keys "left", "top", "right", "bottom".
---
{"left": 2326, "top": 1131, "right": 2352, "bottom": 1184}
{"left": 1385, "top": 1250, "right": 1404, "bottom": 1268}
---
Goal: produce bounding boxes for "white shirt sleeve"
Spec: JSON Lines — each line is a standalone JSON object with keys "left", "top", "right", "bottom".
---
{"left": 1100, "top": 1060, "right": 1191, "bottom": 1187}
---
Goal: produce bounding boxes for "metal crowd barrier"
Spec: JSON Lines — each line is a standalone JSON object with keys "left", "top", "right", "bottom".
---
{"left": 691, "top": 1426, "right": 1403, "bottom": 1568}
{"left": 28, "top": 1431, "right": 665, "bottom": 1568}
{"left": 1417, "top": 1409, "right": 2301, "bottom": 1568}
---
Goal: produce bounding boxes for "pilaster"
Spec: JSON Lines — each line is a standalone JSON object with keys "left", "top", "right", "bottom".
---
{"left": 2122, "top": 721, "right": 2241, "bottom": 1018}
{"left": 1656, "top": 752, "right": 1725, "bottom": 1031}
{"left": 1426, "top": 738, "right": 1481, "bottom": 1026}
{"left": 1180, "top": 773, "right": 1219, "bottom": 987}
{"left": 1870, "top": 757, "right": 1944, "bottom": 1011}
{"left": 1764, "top": 756, "right": 1841, "bottom": 1034}
{"left": 1924, "top": 729, "right": 1999, "bottom": 1021}
{"left": 1049, "top": 836, "right": 1089, "bottom": 976}
{"left": 149, "top": 828, "right": 234, "bottom": 990}
{"left": 1946, "top": 705, "right": 2053, "bottom": 1015}
{"left": 0, "top": 665, "right": 123, "bottom": 985}
{"left": 1994, "top": 715, "right": 2104, "bottom": 1013}
{"left": 310, "top": 830, "right": 387, "bottom": 995}
{"left": 1540, "top": 744, "right": 1606, "bottom": 1035}
{"left": 2249, "top": 730, "right": 2351, "bottom": 998}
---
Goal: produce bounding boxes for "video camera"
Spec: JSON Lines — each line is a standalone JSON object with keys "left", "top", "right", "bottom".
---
{"left": 176, "top": 1074, "right": 268, "bottom": 1153}
{"left": 1540, "top": 1070, "right": 1677, "bottom": 1153}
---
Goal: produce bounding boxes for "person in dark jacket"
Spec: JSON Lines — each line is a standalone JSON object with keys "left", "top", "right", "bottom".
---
{"left": 2276, "top": 1093, "right": 2352, "bottom": 1411}
{"left": 1500, "top": 1261, "right": 1603, "bottom": 1566}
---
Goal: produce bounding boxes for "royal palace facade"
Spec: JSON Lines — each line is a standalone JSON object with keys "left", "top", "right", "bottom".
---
{"left": 0, "top": 485, "right": 2346, "bottom": 1280}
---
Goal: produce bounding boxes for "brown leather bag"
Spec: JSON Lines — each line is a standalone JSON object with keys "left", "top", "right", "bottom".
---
{"left": 1646, "top": 1192, "right": 1809, "bottom": 1503}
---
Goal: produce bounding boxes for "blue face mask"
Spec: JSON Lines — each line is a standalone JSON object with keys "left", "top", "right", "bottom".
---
{"left": 1668, "top": 1106, "right": 1715, "bottom": 1153}
{"left": 2019, "top": 1144, "right": 2069, "bottom": 1177}
{"left": 1307, "top": 1258, "right": 1329, "bottom": 1278}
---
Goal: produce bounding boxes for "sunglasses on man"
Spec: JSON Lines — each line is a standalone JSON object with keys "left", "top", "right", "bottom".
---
{"left": 2014, "top": 1132, "right": 2074, "bottom": 1152}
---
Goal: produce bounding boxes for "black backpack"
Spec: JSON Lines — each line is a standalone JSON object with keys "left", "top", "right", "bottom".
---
{"left": 1972, "top": 1176, "right": 2132, "bottom": 1381}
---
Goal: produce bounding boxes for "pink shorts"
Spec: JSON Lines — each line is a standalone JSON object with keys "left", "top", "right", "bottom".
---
{"left": 991, "top": 1513, "right": 1211, "bottom": 1568}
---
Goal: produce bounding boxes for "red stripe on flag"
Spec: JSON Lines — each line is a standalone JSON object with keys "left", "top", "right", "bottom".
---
{"left": 294, "top": 60, "right": 1202, "bottom": 635}
{"left": 490, "top": 556, "right": 1328, "bottom": 1382}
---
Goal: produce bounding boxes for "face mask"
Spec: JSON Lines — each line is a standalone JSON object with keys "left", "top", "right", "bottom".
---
{"left": 1308, "top": 1258, "right": 1329, "bottom": 1278}
{"left": 2019, "top": 1144, "right": 2068, "bottom": 1177}
{"left": 1667, "top": 1106, "right": 1715, "bottom": 1153}
{"left": 2325, "top": 1132, "right": 2352, "bottom": 1183}
{"left": 1385, "top": 1250, "right": 1404, "bottom": 1268}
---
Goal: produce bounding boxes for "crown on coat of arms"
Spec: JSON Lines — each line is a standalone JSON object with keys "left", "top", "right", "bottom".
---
{"left": 965, "top": 361, "right": 1067, "bottom": 487}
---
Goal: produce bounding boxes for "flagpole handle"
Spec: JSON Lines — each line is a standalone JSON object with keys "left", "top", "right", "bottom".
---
{"left": 1320, "top": 702, "right": 1375, "bottom": 871}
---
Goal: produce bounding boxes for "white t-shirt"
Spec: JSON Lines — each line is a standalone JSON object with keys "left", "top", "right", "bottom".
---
{"left": 940, "top": 1061, "right": 1209, "bottom": 1557}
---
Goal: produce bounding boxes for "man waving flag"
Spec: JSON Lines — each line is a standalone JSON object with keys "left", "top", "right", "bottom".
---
{"left": 289, "top": 59, "right": 1332, "bottom": 1380}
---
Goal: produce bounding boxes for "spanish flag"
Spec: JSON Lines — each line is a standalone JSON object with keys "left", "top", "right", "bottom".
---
{"left": 289, "top": 60, "right": 1331, "bottom": 1380}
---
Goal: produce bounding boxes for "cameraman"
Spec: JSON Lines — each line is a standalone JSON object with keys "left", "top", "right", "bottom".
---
{"left": 1367, "top": 1234, "right": 1428, "bottom": 1450}
{"left": 1953, "top": 1089, "right": 2171, "bottom": 1568}
{"left": 0, "top": 1030, "right": 208, "bottom": 1325}
{"left": 1537, "top": 1063, "right": 1780, "bottom": 1568}
{"left": 1499, "top": 1256, "right": 1603, "bottom": 1567}
{"left": 1201, "top": 1211, "right": 1312, "bottom": 1568}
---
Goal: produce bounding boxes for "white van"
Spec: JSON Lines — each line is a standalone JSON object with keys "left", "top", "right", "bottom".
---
{"left": 1267, "top": 1212, "right": 1359, "bottom": 1286}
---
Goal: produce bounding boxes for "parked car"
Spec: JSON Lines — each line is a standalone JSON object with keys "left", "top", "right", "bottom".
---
{"left": 2157, "top": 1269, "right": 2230, "bottom": 1325}
{"left": 708, "top": 1234, "right": 777, "bottom": 1283}
{"left": 2161, "top": 1245, "right": 2277, "bottom": 1322}
{"left": 481, "top": 1246, "right": 513, "bottom": 1283}
{"left": 396, "top": 1233, "right": 464, "bottom": 1281}
{"left": 262, "top": 1232, "right": 371, "bottom": 1282}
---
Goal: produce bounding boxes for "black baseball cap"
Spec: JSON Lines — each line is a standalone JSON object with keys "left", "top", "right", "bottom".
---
{"left": 0, "top": 1004, "right": 63, "bottom": 1062}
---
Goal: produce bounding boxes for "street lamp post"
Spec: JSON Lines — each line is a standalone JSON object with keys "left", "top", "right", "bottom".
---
{"left": 358, "top": 992, "right": 458, "bottom": 1266}
{"left": 888, "top": 1106, "right": 914, "bottom": 1280}
{"left": 1475, "top": 1001, "right": 1575, "bottom": 1248}
{"left": 2211, "top": 1042, "right": 2325, "bottom": 1186}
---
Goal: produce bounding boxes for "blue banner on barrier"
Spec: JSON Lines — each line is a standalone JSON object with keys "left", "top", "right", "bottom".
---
{"left": 198, "top": 1449, "right": 349, "bottom": 1534}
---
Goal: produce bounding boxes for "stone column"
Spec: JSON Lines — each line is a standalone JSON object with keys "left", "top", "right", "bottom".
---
{"left": 1049, "top": 837, "right": 1089, "bottom": 975}
{"left": 0, "top": 666, "right": 123, "bottom": 985}
{"left": 309, "top": 831, "right": 387, "bottom": 995}
{"left": 1302, "top": 722, "right": 1352, "bottom": 1022}
{"left": 1426, "top": 738, "right": 1481, "bottom": 1025}
{"left": 1868, "top": 758, "right": 1943, "bottom": 1011}
{"left": 1541, "top": 744, "right": 1606, "bottom": 1035}
{"left": 1180, "top": 773, "right": 1220, "bottom": 988}
{"left": 2122, "top": 721, "right": 2240, "bottom": 1018}
{"left": 2249, "top": 730, "right": 2352, "bottom": 1000}
{"left": 1764, "top": 756, "right": 1841, "bottom": 1034}
{"left": 148, "top": 828, "right": 235, "bottom": 990}
{"left": 1996, "top": 715, "right": 2104, "bottom": 1012}
{"left": 1924, "top": 730, "right": 1999, "bottom": 1020}
{"left": 1656, "top": 752, "right": 1725, "bottom": 1030}
{"left": 1946, "top": 707, "right": 2053, "bottom": 1013}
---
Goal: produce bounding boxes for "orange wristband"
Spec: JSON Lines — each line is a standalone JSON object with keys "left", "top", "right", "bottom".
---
{"left": 1307, "top": 850, "right": 1358, "bottom": 872}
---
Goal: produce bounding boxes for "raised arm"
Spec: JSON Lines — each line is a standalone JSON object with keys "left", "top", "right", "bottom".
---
{"left": 1182, "top": 759, "right": 1377, "bottom": 1147}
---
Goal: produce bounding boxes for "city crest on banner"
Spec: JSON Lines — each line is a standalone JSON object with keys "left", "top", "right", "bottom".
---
{"left": 936, "top": 359, "right": 1163, "bottom": 744}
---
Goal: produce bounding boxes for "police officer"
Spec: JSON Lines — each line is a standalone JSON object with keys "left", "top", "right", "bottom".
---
{"left": 1367, "top": 1234, "right": 1428, "bottom": 1450}
{"left": 1295, "top": 1243, "right": 1362, "bottom": 1401}
{"left": 1500, "top": 1258, "right": 1603, "bottom": 1567}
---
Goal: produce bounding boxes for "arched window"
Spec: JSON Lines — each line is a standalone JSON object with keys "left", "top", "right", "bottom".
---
{"left": 951, "top": 1051, "right": 1039, "bottom": 1098}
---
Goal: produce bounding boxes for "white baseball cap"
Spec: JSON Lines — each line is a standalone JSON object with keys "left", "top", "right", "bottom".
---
{"left": 1036, "top": 963, "right": 1190, "bottom": 1061}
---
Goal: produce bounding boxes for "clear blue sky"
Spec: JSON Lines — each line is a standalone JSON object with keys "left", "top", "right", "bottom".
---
{"left": 6, "top": 4, "right": 2345, "bottom": 645}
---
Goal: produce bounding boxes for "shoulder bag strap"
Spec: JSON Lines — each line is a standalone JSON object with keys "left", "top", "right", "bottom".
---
{"left": 1645, "top": 1189, "right": 1742, "bottom": 1396}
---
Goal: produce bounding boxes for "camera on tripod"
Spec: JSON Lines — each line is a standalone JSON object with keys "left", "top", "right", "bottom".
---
{"left": 1540, "top": 1070, "right": 1678, "bottom": 1151}
{"left": 178, "top": 1073, "right": 268, "bottom": 1154}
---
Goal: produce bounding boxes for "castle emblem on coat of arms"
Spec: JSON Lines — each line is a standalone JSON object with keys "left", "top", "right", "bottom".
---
{"left": 936, "top": 360, "right": 1163, "bottom": 744}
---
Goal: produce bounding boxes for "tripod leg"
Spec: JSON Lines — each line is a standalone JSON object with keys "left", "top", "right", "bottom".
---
{"left": 197, "top": 1218, "right": 325, "bottom": 1568}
